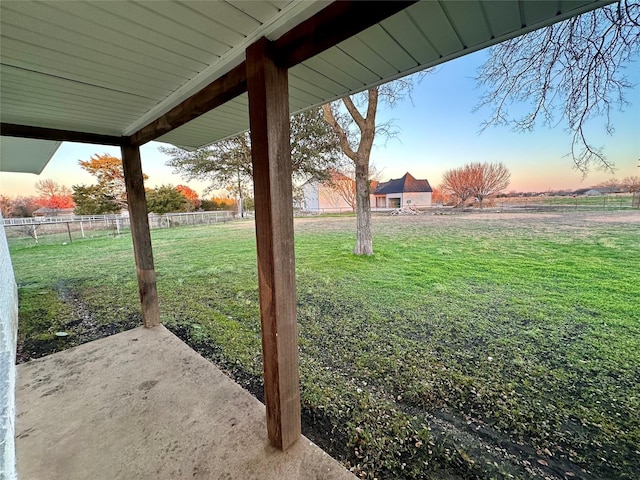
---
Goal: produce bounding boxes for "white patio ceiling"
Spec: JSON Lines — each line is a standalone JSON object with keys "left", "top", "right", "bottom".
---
{"left": 0, "top": 0, "right": 612, "bottom": 173}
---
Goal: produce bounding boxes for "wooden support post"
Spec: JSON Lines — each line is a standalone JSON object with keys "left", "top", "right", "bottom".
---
{"left": 121, "top": 143, "right": 160, "bottom": 328}
{"left": 246, "top": 37, "right": 301, "bottom": 451}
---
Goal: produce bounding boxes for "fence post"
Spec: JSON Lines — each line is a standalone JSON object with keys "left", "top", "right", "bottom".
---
{"left": 66, "top": 222, "right": 72, "bottom": 243}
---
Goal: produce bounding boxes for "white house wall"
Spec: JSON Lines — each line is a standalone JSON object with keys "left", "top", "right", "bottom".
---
{"left": 0, "top": 213, "right": 18, "bottom": 480}
{"left": 300, "top": 182, "right": 320, "bottom": 211}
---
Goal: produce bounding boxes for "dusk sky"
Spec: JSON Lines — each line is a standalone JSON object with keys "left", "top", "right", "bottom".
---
{"left": 1, "top": 47, "right": 638, "bottom": 199}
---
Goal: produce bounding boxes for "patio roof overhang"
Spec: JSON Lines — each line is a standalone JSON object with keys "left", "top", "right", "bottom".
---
{"left": 1, "top": 0, "right": 611, "bottom": 172}
{"left": 0, "top": 136, "right": 61, "bottom": 174}
{"left": 0, "top": 0, "right": 613, "bottom": 454}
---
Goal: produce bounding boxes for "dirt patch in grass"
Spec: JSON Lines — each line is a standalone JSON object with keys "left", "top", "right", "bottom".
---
{"left": 16, "top": 281, "right": 140, "bottom": 363}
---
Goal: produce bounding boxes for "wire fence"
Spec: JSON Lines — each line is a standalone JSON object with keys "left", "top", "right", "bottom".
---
{"left": 3, "top": 211, "right": 235, "bottom": 247}
{"left": 4, "top": 195, "right": 637, "bottom": 246}
{"left": 295, "top": 207, "right": 356, "bottom": 215}
{"left": 488, "top": 194, "right": 638, "bottom": 212}
{"left": 295, "top": 194, "right": 639, "bottom": 216}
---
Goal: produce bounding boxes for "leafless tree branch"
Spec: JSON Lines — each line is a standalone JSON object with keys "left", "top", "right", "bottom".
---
{"left": 475, "top": 0, "right": 639, "bottom": 175}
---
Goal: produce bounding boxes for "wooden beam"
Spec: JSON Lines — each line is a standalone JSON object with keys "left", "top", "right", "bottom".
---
{"left": 129, "top": 63, "right": 247, "bottom": 147}
{"left": 0, "top": 123, "right": 124, "bottom": 146}
{"left": 246, "top": 37, "right": 300, "bottom": 451}
{"left": 274, "top": 0, "right": 418, "bottom": 68}
{"left": 120, "top": 143, "right": 160, "bottom": 328}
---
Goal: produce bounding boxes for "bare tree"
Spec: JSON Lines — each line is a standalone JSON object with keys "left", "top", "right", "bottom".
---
{"left": 34, "top": 179, "right": 75, "bottom": 210}
{"left": 476, "top": 1, "right": 639, "bottom": 174}
{"left": 322, "top": 77, "right": 422, "bottom": 255}
{"left": 594, "top": 178, "right": 623, "bottom": 191}
{"left": 7, "top": 196, "right": 40, "bottom": 218}
{"left": 440, "top": 167, "right": 476, "bottom": 208}
{"left": 441, "top": 162, "right": 511, "bottom": 207}
{"left": 472, "top": 162, "right": 511, "bottom": 205}
{"left": 621, "top": 175, "right": 640, "bottom": 192}
{"left": 0, "top": 196, "right": 11, "bottom": 218}
{"left": 34, "top": 179, "right": 71, "bottom": 198}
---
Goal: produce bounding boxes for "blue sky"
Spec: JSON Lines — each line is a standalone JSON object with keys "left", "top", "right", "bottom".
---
{"left": 371, "top": 50, "right": 640, "bottom": 192}
{"left": 1, "top": 47, "right": 638, "bottom": 198}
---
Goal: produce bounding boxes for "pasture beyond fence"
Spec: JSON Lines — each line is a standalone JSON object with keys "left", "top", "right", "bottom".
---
{"left": 298, "top": 193, "right": 639, "bottom": 215}
{"left": 3, "top": 211, "right": 235, "bottom": 247}
{"left": 4, "top": 195, "right": 637, "bottom": 245}
{"left": 492, "top": 193, "right": 638, "bottom": 212}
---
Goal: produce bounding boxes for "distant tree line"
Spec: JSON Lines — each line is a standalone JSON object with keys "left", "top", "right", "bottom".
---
{"left": 592, "top": 176, "right": 640, "bottom": 193}
{"left": 1, "top": 179, "right": 75, "bottom": 218}
{"left": 0, "top": 154, "right": 235, "bottom": 218}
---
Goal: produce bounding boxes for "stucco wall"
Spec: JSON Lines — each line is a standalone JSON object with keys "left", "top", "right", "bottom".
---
{"left": 318, "top": 184, "right": 352, "bottom": 211}
{"left": 302, "top": 181, "right": 353, "bottom": 212}
{"left": 403, "top": 192, "right": 432, "bottom": 207}
{"left": 0, "top": 213, "right": 18, "bottom": 480}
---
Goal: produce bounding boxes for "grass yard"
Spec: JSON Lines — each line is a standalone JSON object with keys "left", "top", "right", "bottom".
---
{"left": 10, "top": 211, "right": 640, "bottom": 480}
{"left": 496, "top": 194, "right": 634, "bottom": 208}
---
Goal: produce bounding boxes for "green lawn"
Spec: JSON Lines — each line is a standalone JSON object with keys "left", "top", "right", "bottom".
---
{"left": 10, "top": 211, "right": 640, "bottom": 480}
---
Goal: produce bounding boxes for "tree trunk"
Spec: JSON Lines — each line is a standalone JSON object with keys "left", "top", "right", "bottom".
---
{"left": 353, "top": 159, "right": 373, "bottom": 255}
{"left": 321, "top": 88, "right": 378, "bottom": 255}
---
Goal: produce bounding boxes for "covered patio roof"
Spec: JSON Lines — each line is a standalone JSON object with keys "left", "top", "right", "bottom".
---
{"left": 1, "top": 0, "right": 610, "bottom": 170}
{"left": 1, "top": 0, "right": 613, "bottom": 460}
{"left": 0, "top": 136, "right": 60, "bottom": 174}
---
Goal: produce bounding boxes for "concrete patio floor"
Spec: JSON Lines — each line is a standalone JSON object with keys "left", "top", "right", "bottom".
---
{"left": 16, "top": 325, "right": 357, "bottom": 480}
